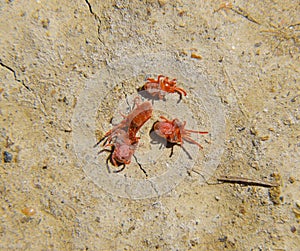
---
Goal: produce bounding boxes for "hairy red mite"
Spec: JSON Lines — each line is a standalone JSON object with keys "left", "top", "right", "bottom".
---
{"left": 106, "top": 129, "right": 137, "bottom": 167}
{"left": 153, "top": 116, "right": 208, "bottom": 149}
{"left": 141, "top": 75, "right": 187, "bottom": 100}
{"left": 96, "top": 97, "right": 153, "bottom": 171}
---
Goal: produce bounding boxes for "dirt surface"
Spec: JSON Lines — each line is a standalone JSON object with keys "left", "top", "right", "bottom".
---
{"left": 0, "top": 0, "right": 299, "bottom": 250}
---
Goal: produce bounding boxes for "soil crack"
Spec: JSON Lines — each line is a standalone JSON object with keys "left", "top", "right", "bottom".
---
{"left": 84, "top": 0, "right": 104, "bottom": 45}
{"left": 84, "top": 0, "right": 96, "bottom": 17}
{"left": 0, "top": 58, "right": 31, "bottom": 91}
{"left": 133, "top": 154, "right": 148, "bottom": 177}
{"left": 148, "top": 178, "right": 159, "bottom": 197}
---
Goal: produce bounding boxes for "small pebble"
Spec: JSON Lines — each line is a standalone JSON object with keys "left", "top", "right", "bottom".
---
{"left": 288, "top": 176, "right": 295, "bottom": 183}
{"left": 41, "top": 18, "right": 50, "bottom": 29}
{"left": 283, "top": 119, "right": 292, "bottom": 125}
{"left": 254, "top": 42, "right": 262, "bottom": 47}
{"left": 250, "top": 161, "right": 259, "bottom": 170}
{"left": 250, "top": 127, "right": 258, "bottom": 136}
{"left": 260, "top": 135, "right": 269, "bottom": 141}
{"left": 191, "top": 52, "right": 202, "bottom": 60}
{"left": 178, "top": 21, "right": 185, "bottom": 27}
{"left": 292, "top": 208, "right": 300, "bottom": 219}
{"left": 158, "top": 0, "right": 167, "bottom": 7}
{"left": 291, "top": 226, "right": 296, "bottom": 233}
{"left": 21, "top": 207, "right": 36, "bottom": 217}
{"left": 3, "top": 151, "right": 13, "bottom": 163}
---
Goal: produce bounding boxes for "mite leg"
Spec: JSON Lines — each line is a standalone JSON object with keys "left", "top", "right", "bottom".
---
{"left": 175, "top": 87, "right": 187, "bottom": 97}
{"left": 146, "top": 77, "right": 158, "bottom": 83}
{"left": 97, "top": 147, "right": 112, "bottom": 155}
{"left": 113, "top": 164, "right": 126, "bottom": 173}
{"left": 106, "top": 157, "right": 111, "bottom": 173}
{"left": 183, "top": 136, "right": 204, "bottom": 149}
{"left": 94, "top": 128, "right": 115, "bottom": 147}
{"left": 94, "top": 135, "right": 109, "bottom": 147}
{"left": 157, "top": 75, "right": 165, "bottom": 83}
{"left": 184, "top": 129, "right": 208, "bottom": 134}
{"left": 159, "top": 115, "right": 170, "bottom": 122}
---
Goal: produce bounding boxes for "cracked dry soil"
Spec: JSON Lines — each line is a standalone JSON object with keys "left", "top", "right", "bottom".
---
{"left": 0, "top": 0, "right": 299, "bottom": 250}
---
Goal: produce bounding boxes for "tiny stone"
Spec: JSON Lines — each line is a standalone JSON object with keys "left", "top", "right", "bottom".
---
{"left": 260, "top": 135, "right": 269, "bottom": 141}
{"left": 63, "top": 96, "right": 69, "bottom": 105}
{"left": 178, "top": 21, "right": 185, "bottom": 27}
{"left": 296, "top": 201, "right": 300, "bottom": 209}
{"left": 215, "top": 196, "right": 220, "bottom": 201}
{"left": 179, "top": 49, "right": 188, "bottom": 56}
{"left": 35, "top": 183, "right": 42, "bottom": 189}
{"left": 158, "top": 0, "right": 167, "bottom": 7}
{"left": 283, "top": 119, "right": 292, "bottom": 125}
{"left": 252, "top": 139, "right": 260, "bottom": 147}
{"left": 41, "top": 18, "right": 50, "bottom": 29}
{"left": 3, "top": 151, "right": 13, "bottom": 163}
{"left": 288, "top": 176, "right": 295, "bottom": 183}
{"left": 254, "top": 42, "right": 262, "bottom": 47}
{"left": 191, "top": 52, "right": 202, "bottom": 60}
{"left": 21, "top": 207, "right": 36, "bottom": 217}
{"left": 250, "top": 161, "right": 259, "bottom": 170}
{"left": 250, "top": 127, "right": 258, "bottom": 135}
{"left": 293, "top": 208, "right": 300, "bottom": 219}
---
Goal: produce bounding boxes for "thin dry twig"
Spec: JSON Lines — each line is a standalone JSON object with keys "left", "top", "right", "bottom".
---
{"left": 217, "top": 176, "right": 280, "bottom": 187}
{"left": 222, "top": 66, "right": 249, "bottom": 119}
{"left": 214, "top": 2, "right": 260, "bottom": 25}
{"left": 260, "top": 25, "right": 300, "bottom": 45}
{"left": 231, "top": 6, "right": 260, "bottom": 25}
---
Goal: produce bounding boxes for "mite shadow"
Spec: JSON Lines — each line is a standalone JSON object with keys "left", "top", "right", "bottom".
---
{"left": 149, "top": 123, "right": 192, "bottom": 159}
{"left": 137, "top": 87, "right": 164, "bottom": 103}
{"left": 137, "top": 87, "right": 183, "bottom": 104}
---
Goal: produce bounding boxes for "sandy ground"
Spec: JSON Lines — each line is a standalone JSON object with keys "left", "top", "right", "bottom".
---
{"left": 0, "top": 0, "right": 299, "bottom": 250}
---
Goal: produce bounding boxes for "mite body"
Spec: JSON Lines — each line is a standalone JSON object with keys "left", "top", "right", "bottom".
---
{"left": 96, "top": 98, "right": 153, "bottom": 170}
{"left": 153, "top": 116, "right": 208, "bottom": 149}
{"left": 141, "top": 75, "right": 187, "bottom": 100}
{"left": 107, "top": 129, "right": 137, "bottom": 167}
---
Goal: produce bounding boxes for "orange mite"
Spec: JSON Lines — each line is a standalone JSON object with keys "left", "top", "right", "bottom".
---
{"left": 141, "top": 75, "right": 187, "bottom": 100}
{"left": 153, "top": 116, "right": 208, "bottom": 149}
{"left": 96, "top": 97, "right": 153, "bottom": 172}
